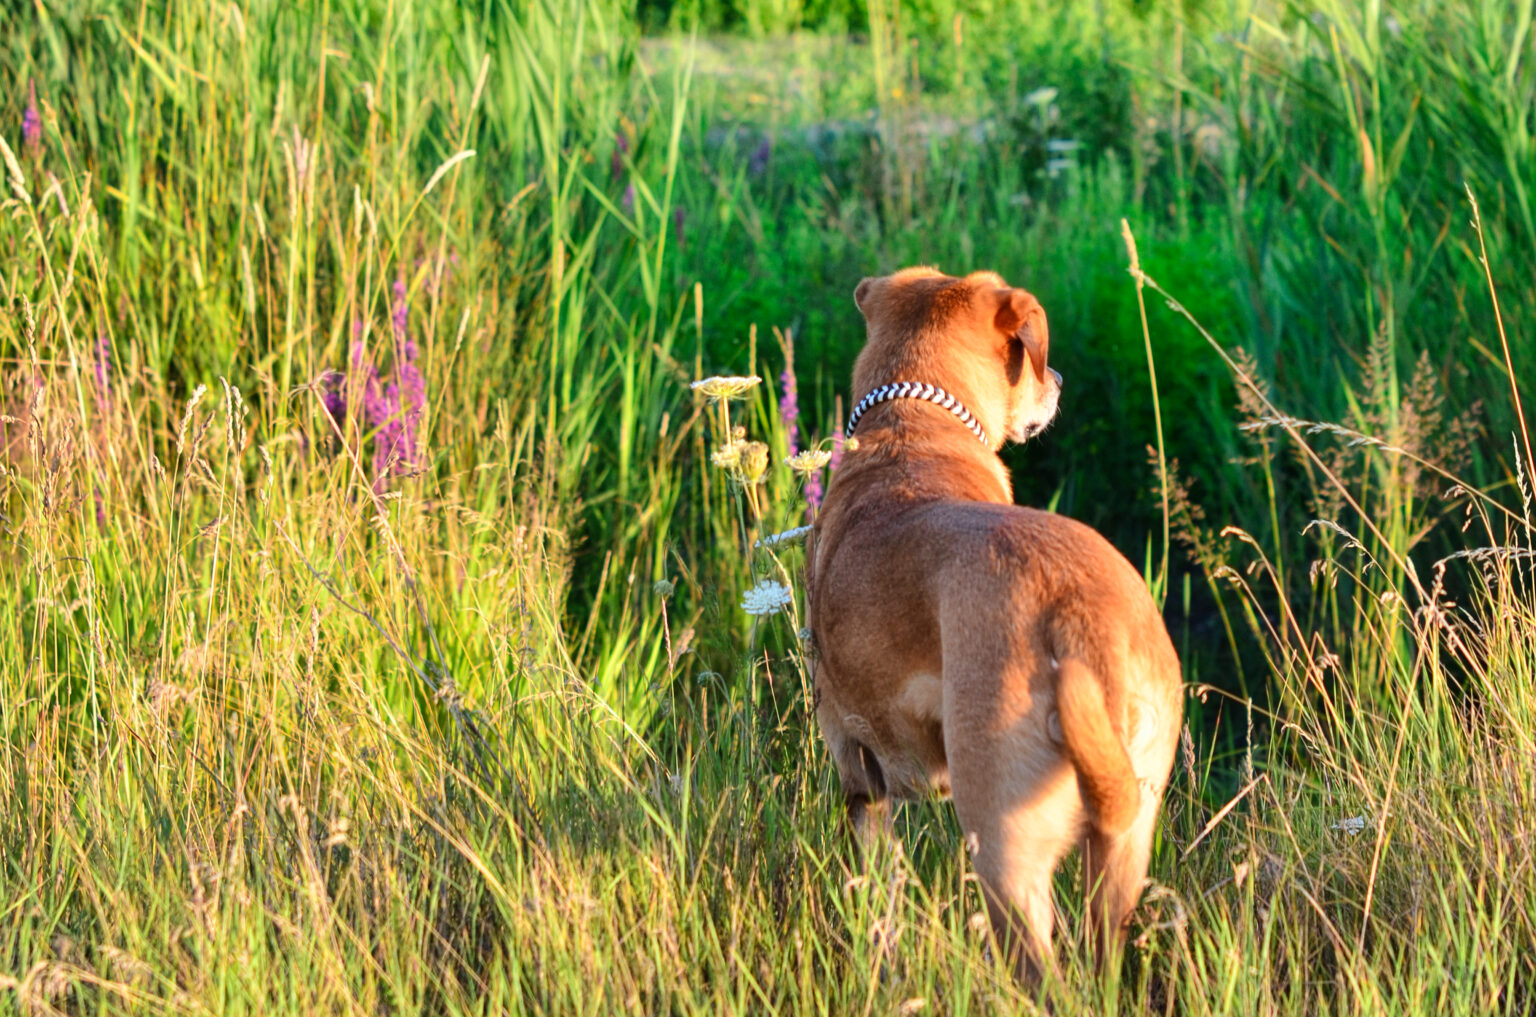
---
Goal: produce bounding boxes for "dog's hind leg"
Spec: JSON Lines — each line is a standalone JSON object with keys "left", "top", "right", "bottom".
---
{"left": 950, "top": 760, "right": 1080, "bottom": 981}
{"left": 1082, "top": 677, "right": 1178, "bottom": 968}
{"left": 814, "top": 670, "right": 894, "bottom": 854}
{"left": 1081, "top": 794, "right": 1158, "bottom": 967}
{"left": 844, "top": 741, "right": 894, "bottom": 854}
{"left": 944, "top": 681, "right": 1080, "bottom": 982}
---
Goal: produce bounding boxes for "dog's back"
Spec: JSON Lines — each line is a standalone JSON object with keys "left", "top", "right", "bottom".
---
{"left": 812, "top": 496, "right": 1179, "bottom": 817}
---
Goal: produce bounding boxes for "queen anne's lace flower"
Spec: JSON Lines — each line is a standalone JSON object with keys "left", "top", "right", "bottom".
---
{"left": 741, "top": 579, "right": 794, "bottom": 616}
{"left": 711, "top": 442, "right": 742, "bottom": 469}
{"left": 691, "top": 375, "right": 762, "bottom": 401}
{"left": 785, "top": 449, "right": 831, "bottom": 475}
{"left": 754, "top": 525, "right": 812, "bottom": 550}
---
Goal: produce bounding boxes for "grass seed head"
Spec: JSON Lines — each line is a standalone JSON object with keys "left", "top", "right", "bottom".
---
{"left": 177, "top": 384, "right": 208, "bottom": 455}
{"left": 0, "top": 134, "right": 30, "bottom": 203}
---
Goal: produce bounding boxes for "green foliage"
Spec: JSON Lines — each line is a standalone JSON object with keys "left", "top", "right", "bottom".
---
{"left": 0, "top": 0, "right": 1534, "bottom": 1012}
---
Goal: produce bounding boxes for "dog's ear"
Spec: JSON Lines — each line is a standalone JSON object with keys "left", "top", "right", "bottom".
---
{"left": 854, "top": 277, "right": 877, "bottom": 316}
{"left": 993, "top": 288, "right": 1049, "bottom": 384}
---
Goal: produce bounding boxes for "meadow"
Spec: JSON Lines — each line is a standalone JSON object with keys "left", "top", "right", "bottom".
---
{"left": 1, "top": 0, "right": 1534, "bottom": 1012}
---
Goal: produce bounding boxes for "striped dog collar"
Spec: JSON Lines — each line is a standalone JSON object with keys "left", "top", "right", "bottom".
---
{"left": 845, "top": 381, "right": 988, "bottom": 446}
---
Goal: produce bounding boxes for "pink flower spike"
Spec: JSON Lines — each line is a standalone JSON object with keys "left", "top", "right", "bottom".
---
{"left": 22, "top": 79, "right": 42, "bottom": 154}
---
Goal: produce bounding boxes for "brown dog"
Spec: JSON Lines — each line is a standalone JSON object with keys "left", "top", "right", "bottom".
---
{"left": 807, "top": 267, "right": 1182, "bottom": 980}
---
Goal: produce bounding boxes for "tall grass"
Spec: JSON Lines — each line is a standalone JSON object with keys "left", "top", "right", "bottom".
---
{"left": 1, "top": 0, "right": 1534, "bottom": 1013}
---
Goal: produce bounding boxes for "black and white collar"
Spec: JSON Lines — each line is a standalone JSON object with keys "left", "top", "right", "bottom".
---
{"left": 845, "top": 381, "right": 988, "bottom": 447}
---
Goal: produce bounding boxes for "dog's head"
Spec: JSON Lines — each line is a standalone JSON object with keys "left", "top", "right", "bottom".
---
{"left": 851, "top": 267, "right": 1061, "bottom": 445}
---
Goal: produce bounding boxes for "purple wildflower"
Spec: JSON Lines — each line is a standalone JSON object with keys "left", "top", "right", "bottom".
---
{"left": 828, "top": 431, "right": 845, "bottom": 473}
{"left": 622, "top": 183, "right": 634, "bottom": 213}
{"left": 94, "top": 486, "right": 107, "bottom": 528}
{"left": 748, "top": 137, "right": 771, "bottom": 177}
{"left": 324, "top": 320, "right": 366, "bottom": 420}
{"left": 375, "top": 380, "right": 405, "bottom": 481}
{"left": 778, "top": 346, "right": 826, "bottom": 515}
{"left": 351, "top": 341, "right": 389, "bottom": 427}
{"left": 389, "top": 276, "right": 425, "bottom": 470}
{"left": 321, "top": 376, "right": 347, "bottom": 422}
{"left": 323, "top": 300, "right": 428, "bottom": 488}
{"left": 378, "top": 276, "right": 422, "bottom": 475}
{"left": 673, "top": 206, "right": 686, "bottom": 247}
{"left": 778, "top": 362, "right": 800, "bottom": 455}
{"left": 23, "top": 80, "right": 41, "bottom": 155}
{"left": 394, "top": 338, "right": 426, "bottom": 469}
{"left": 93, "top": 331, "right": 111, "bottom": 401}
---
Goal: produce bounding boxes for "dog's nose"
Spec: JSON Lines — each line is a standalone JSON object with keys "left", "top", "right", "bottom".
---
{"left": 1050, "top": 368, "right": 1063, "bottom": 388}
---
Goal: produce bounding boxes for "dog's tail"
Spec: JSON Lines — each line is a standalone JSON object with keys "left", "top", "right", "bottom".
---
{"left": 1055, "top": 658, "right": 1140, "bottom": 837}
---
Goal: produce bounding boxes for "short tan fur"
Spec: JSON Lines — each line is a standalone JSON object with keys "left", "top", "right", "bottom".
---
{"left": 808, "top": 267, "right": 1182, "bottom": 980}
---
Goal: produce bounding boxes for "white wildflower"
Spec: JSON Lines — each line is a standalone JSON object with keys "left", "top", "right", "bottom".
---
{"left": 691, "top": 375, "right": 761, "bottom": 401}
{"left": 785, "top": 449, "right": 831, "bottom": 474}
{"left": 710, "top": 442, "right": 742, "bottom": 469}
{"left": 741, "top": 578, "right": 794, "bottom": 616}
{"left": 1331, "top": 815, "right": 1369, "bottom": 836}
{"left": 755, "top": 525, "right": 812, "bottom": 550}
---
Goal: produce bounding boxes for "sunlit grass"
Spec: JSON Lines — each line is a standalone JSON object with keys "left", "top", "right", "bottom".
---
{"left": 2, "top": 0, "right": 1534, "bottom": 1013}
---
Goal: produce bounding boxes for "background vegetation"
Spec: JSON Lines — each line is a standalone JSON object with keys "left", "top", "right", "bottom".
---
{"left": 1, "top": 0, "right": 1533, "bottom": 1012}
